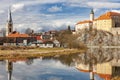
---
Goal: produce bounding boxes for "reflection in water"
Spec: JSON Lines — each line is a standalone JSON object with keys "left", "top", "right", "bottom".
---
{"left": 75, "top": 48, "right": 120, "bottom": 80}
{"left": 40, "top": 48, "right": 120, "bottom": 80}
{"left": 1, "top": 48, "right": 120, "bottom": 80}
{"left": 4, "top": 58, "right": 34, "bottom": 80}
{"left": 6, "top": 60, "right": 13, "bottom": 80}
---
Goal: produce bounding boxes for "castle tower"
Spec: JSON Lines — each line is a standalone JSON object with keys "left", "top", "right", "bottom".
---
{"left": 90, "top": 9, "right": 94, "bottom": 21}
{"left": 6, "top": 8, "right": 13, "bottom": 36}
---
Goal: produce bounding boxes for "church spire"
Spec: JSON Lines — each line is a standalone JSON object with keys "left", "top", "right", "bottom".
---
{"left": 8, "top": 7, "right": 12, "bottom": 23}
{"left": 6, "top": 60, "right": 13, "bottom": 80}
{"left": 6, "top": 7, "right": 13, "bottom": 36}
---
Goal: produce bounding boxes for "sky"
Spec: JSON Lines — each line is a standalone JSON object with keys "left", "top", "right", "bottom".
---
{"left": 0, "top": 0, "right": 120, "bottom": 32}
{"left": 0, "top": 59, "right": 91, "bottom": 80}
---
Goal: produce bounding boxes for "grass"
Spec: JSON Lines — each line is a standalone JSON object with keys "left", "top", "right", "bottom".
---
{"left": 0, "top": 47, "right": 85, "bottom": 60}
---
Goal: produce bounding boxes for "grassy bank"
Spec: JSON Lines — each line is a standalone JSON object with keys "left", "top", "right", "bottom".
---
{"left": 0, "top": 47, "right": 85, "bottom": 60}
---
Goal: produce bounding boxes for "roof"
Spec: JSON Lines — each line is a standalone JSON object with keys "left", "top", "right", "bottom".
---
{"left": 96, "top": 11, "right": 120, "bottom": 20}
{"left": 9, "top": 58, "right": 28, "bottom": 62}
{"left": 76, "top": 20, "right": 92, "bottom": 25}
{"left": 36, "top": 36, "right": 42, "bottom": 40}
{"left": 76, "top": 68, "right": 91, "bottom": 73}
{"left": 7, "top": 31, "right": 29, "bottom": 37}
{"left": 97, "top": 73, "right": 111, "bottom": 80}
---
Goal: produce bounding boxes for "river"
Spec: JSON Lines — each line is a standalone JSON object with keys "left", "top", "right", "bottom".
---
{"left": 0, "top": 48, "right": 120, "bottom": 80}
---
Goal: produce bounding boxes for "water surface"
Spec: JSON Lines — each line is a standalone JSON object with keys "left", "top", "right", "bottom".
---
{"left": 1, "top": 48, "right": 120, "bottom": 80}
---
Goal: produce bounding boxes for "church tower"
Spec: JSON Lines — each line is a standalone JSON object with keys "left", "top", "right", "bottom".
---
{"left": 6, "top": 8, "right": 13, "bottom": 36}
{"left": 90, "top": 9, "right": 94, "bottom": 21}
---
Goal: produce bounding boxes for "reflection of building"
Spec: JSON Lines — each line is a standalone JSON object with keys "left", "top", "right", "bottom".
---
{"left": 76, "top": 63, "right": 96, "bottom": 80}
{"left": 96, "top": 62, "right": 112, "bottom": 80}
{"left": 6, "top": 60, "right": 13, "bottom": 80}
{"left": 76, "top": 61, "right": 120, "bottom": 80}
{"left": 75, "top": 9, "right": 120, "bottom": 34}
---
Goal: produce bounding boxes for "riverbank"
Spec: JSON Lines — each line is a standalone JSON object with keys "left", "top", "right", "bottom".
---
{"left": 0, "top": 47, "right": 85, "bottom": 60}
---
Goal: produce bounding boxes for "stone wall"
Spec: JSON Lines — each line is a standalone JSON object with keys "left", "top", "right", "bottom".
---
{"left": 111, "top": 28, "right": 120, "bottom": 35}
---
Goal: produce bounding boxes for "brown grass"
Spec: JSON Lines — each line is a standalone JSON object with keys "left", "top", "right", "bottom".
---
{"left": 0, "top": 48, "right": 85, "bottom": 60}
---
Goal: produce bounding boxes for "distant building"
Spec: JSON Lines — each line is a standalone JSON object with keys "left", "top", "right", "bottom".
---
{"left": 7, "top": 31, "right": 29, "bottom": 38}
{"left": 0, "top": 30, "right": 4, "bottom": 37}
{"left": 0, "top": 8, "right": 37, "bottom": 46}
{"left": 76, "top": 20, "right": 92, "bottom": 32}
{"left": 75, "top": 9, "right": 120, "bottom": 35}
{"left": 75, "top": 9, "right": 94, "bottom": 33}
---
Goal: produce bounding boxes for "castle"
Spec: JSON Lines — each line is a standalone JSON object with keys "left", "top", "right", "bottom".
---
{"left": 75, "top": 9, "right": 120, "bottom": 35}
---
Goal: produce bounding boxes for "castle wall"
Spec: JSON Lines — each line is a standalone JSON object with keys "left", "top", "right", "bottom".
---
{"left": 95, "top": 19, "right": 112, "bottom": 32}
{"left": 111, "top": 28, "right": 120, "bottom": 35}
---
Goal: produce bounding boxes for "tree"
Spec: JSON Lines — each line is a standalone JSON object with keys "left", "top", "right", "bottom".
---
{"left": 1, "top": 28, "right": 6, "bottom": 37}
{"left": 25, "top": 28, "right": 34, "bottom": 34}
{"left": 56, "top": 29, "right": 79, "bottom": 49}
{"left": 25, "top": 58, "right": 34, "bottom": 65}
{"left": 68, "top": 25, "right": 71, "bottom": 31}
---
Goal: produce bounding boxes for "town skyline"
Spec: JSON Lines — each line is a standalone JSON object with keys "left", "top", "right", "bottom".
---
{"left": 0, "top": 0, "right": 120, "bottom": 32}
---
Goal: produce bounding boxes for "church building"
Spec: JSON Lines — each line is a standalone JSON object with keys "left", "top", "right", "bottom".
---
{"left": 6, "top": 8, "right": 13, "bottom": 36}
{"left": 6, "top": 8, "right": 29, "bottom": 37}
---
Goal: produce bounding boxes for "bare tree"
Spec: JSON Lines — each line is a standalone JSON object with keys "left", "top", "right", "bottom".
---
{"left": 25, "top": 28, "right": 34, "bottom": 34}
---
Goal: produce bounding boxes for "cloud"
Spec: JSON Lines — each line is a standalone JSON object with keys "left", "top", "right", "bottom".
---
{"left": 48, "top": 6, "right": 62, "bottom": 12}
{"left": 48, "top": 76, "right": 62, "bottom": 80}
{"left": 87, "top": 2, "right": 120, "bottom": 8}
{"left": 11, "top": 3, "right": 24, "bottom": 12}
{"left": 0, "top": 0, "right": 120, "bottom": 32}
{"left": 0, "top": 10, "right": 4, "bottom": 14}
{"left": 111, "top": 10, "right": 120, "bottom": 13}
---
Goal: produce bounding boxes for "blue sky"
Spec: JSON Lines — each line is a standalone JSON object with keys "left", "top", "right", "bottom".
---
{"left": 0, "top": 0, "right": 120, "bottom": 32}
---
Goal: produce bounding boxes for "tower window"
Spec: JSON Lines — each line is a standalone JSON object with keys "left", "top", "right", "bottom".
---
{"left": 9, "top": 28, "right": 11, "bottom": 32}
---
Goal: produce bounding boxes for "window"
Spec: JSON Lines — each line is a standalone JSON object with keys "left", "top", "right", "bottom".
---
{"left": 9, "top": 28, "right": 11, "bottom": 32}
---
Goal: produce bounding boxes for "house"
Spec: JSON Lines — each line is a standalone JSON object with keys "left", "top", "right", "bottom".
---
{"left": 30, "top": 33, "right": 60, "bottom": 48}
{"left": 31, "top": 40, "right": 59, "bottom": 48}
{"left": 1, "top": 37, "right": 36, "bottom": 46}
{"left": 39, "top": 40, "right": 54, "bottom": 48}
{"left": 53, "top": 40, "right": 60, "bottom": 47}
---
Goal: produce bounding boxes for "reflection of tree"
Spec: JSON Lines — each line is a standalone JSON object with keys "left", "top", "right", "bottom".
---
{"left": 25, "top": 58, "right": 34, "bottom": 65}
{"left": 56, "top": 55, "right": 74, "bottom": 66}
{"left": 43, "top": 53, "right": 80, "bottom": 67}
{"left": 42, "top": 48, "right": 120, "bottom": 68}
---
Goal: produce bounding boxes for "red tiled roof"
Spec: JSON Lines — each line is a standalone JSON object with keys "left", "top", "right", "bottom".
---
{"left": 77, "top": 20, "right": 92, "bottom": 25}
{"left": 36, "top": 36, "right": 42, "bottom": 40}
{"left": 7, "top": 32, "right": 29, "bottom": 37}
{"left": 9, "top": 58, "right": 27, "bottom": 62}
{"left": 97, "top": 73, "right": 111, "bottom": 80}
{"left": 76, "top": 68, "right": 91, "bottom": 73}
{"left": 96, "top": 11, "right": 120, "bottom": 20}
